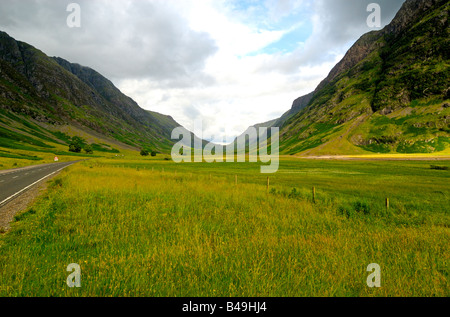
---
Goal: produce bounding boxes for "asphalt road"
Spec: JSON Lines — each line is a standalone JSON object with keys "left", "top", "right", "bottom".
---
{"left": 0, "top": 161, "right": 79, "bottom": 207}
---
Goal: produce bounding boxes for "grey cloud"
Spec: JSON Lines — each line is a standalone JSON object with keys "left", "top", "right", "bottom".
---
{"left": 257, "top": 0, "right": 405, "bottom": 74}
{"left": 183, "top": 104, "right": 201, "bottom": 122}
{"left": 0, "top": 0, "right": 218, "bottom": 87}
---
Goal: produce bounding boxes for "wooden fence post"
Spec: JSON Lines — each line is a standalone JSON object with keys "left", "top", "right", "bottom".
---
{"left": 312, "top": 186, "right": 316, "bottom": 204}
{"left": 267, "top": 177, "right": 270, "bottom": 192}
{"left": 386, "top": 198, "right": 389, "bottom": 211}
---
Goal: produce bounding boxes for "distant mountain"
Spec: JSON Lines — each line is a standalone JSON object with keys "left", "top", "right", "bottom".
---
{"left": 246, "top": 0, "right": 449, "bottom": 156}
{"left": 0, "top": 31, "right": 196, "bottom": 154}
{"left": 273, "top": 92, "right": 314, "bottom": 128}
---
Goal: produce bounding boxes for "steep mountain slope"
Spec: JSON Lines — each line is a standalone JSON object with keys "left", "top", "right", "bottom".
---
{"left": 0, "top": 31, "right": 189, "bottom": 154}
{"left": 232, "top": 93, "right": 312, "bottom": 151}
{"left": 273, "top": 92, "right": 314, "bottom": 129}
{"left": 277, "top": 0, "right": 449, "bottom": 155}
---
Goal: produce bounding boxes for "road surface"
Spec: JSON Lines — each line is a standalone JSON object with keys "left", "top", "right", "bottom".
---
{"left": 0, "top": 161, "right": 79, "bottom": 208}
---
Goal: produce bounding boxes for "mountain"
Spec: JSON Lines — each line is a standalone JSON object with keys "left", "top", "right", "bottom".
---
{"left": 256, "top": 0, "right": 449, "bottom": 156}
{"left": 272, "top": 92, "right": 314, "bottom": 129}
{"left": 0, "top": 30, "right": 193, "bottom": 155}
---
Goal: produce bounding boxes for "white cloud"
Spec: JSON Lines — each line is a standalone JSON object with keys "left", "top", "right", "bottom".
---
{"left": 0, "top": 0, "right": 406, "bottom": 143}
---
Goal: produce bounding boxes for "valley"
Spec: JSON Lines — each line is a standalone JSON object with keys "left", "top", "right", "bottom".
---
{"left": 0, "top": 156, "right": 448, "bottom": 296}
{"left": 0, "top": 0, "right": 448, "bottom": 300}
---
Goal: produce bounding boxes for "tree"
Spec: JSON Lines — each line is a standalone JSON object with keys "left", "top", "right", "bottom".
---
{"left": 140, "top": 149, "right": 149, "bottom": 156}
{"left": 84, "top": 144, "right": 93, "bottom": 154}
{"left": 151, "top": 151, "right": 157, "bottom": 157}
{"left": 69, "top": 141, "right": 82, "bottom": 153}
{"left": 69, "top": 143, "right": 80, "bottom": 153}
{"left": 69, "top": 136, "right": 86, "bottom": 153}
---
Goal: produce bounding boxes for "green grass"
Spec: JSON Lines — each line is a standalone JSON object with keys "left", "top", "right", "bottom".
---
{"left": 0, "top": 157, "right": 448, "bottom": 297}
{"left": 91, "top": 143, "right": 120, "bottom": 154}
{"left": 0, "top": 126, "right": 54, "bottom": 150}
{"left": 0, "top": 150, "right": 42, "bottom": 161}
{"left": 397, "top": 137, "right": 450, "bottom": 154}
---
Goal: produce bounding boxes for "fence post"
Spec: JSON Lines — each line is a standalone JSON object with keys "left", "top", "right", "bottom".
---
{"left": 312, "top": 186, "right": 316, "bottom": 204}
{"left": 386, "top": 198, "right": 389, "bottom": 211}
{"left": 267, "top": 177, "right": 270, "bottom": 192}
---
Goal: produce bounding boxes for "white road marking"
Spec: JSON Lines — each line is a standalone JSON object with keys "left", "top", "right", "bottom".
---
{"left": 0, "top": 165, "right": 70, "bottom": 207}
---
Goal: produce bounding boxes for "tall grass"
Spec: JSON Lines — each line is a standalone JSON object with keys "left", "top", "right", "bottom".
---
{"left": 0, "top": 159, "right": 448, "bottom": 296}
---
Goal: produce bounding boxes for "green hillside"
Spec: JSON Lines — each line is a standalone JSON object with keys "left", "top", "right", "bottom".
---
{"left": 278, "top": 0, "right": 449, "bottom": 156}
{"left": 0, "top": 31, "right": 188, "bottom": 158}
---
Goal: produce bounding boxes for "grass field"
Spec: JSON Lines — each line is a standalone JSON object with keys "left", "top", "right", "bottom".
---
{"left": 0, "top": 156, "right": 449, "bottom": 296}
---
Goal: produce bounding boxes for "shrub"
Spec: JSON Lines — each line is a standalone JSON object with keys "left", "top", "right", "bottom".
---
{"left": 84, "top": 144, "right": 93, "bottom": 154}
{"left": 69, "top": 143, "right": 81, "bottom": 153}
{"left": 69, "top": 136, "right": 86, "bottom": 153}
{"left": 140, "top": 149, "right": 149, "bottom": 156}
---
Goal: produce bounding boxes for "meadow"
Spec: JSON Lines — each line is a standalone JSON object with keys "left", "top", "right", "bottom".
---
{"left": 0, "top": 156, "right": 448, "bottom": 296}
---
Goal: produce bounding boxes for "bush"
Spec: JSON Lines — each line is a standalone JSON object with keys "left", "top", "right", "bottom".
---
{"left": 69, "top": 136, "right": 86, "bottom": 153}
{"left": 140, "top": 149, "right": 149, "bottom": 156}
{"left": 84, "top": 144, "right": 93, "bottom": 154}
{"left": 151, "top": 151, "right": 157, "bottom": 157}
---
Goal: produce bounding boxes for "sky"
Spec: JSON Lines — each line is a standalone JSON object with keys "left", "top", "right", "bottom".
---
{"left": 0, "top": 0, "right": 405, "bottom": 143}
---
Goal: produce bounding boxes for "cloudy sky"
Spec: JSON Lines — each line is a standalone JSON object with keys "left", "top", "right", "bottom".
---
{"left": 0, "top": 0, "right": 405, "bottom": 143}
